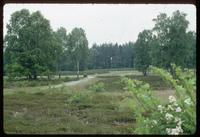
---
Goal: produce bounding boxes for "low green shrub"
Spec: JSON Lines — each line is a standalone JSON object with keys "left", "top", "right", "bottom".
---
{"left": 63, "top": 77, "right": 70, "bottom": 82}
{"left": 89, "top": 82, "right": 105, "bottom": 92}
{"left": 120, "top": 77, "right": 130, "bottom": 89}
{"left": 68, "top": 92, "right": 90, "bottom": 104}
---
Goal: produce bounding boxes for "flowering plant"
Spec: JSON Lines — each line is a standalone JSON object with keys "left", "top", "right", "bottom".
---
{"left": 122, "top": 65, "right": 196, "bottom": 134}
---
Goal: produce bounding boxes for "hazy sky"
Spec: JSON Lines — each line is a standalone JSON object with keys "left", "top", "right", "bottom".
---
{"left": 3, "top": 4, "right": 196, "bottom": 48}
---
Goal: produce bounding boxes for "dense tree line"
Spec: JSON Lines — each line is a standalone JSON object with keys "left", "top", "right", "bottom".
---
{"left": 88, "top": 42, "right": 134, "bottom": 69}
{"left": 3, "top": 9, "right": 196, "bottom": 79}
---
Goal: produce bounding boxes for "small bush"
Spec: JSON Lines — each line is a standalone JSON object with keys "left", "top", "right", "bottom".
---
{"left": 63, "top": 77, "right": 79, "bottom": 82}
{"left": 63, "top": 77, "right": 70, "bottom": 82}
{"left": 89, "top": 82, "right": 105, "bottom": 92}
{"left": 120, "top": 77, "right": 130, "bottom": 89}
{"left": 69, "top": 92, "right": 89, "bottom": 104}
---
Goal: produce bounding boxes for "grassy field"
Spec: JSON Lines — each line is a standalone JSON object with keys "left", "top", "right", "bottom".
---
{"left": 61, "top": 68, "right": 134, "bottom": 75}
{"left": 3, "top": 76, "right": 81, "bottom": 89}
{"left": 3, "top": 68, "right": 136, "bottom": 89}
{"left": 3, "top": 71, "right": 173, "bottom": 134}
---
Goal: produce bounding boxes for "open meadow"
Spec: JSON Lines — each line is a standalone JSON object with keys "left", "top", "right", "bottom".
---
{"left": 4, "top": 69, "right": 179, "bottom": 134}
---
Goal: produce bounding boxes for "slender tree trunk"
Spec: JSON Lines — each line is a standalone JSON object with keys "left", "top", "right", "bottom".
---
{"left": 33, "top": 74, "right": 37, "bottom": 80}
{"left": 77, "top": 60, "right": 79, "bottom": 79}
{"left": 143, "top": 70, "right": 147, "bottom": 76}
{"left": 169, "top": 65, "right": 176, "bottom": 78}
{"left": 57, "top": 63, "right": 61, "bottom": 79}
{"left": 47, "top": 70, "right": 51, "bottom": 80}
{"left": 28, "top": 74, "right": 32, "bottom": 80}
{"left": 59, "top": 72, "right": 61, "bottom": 79}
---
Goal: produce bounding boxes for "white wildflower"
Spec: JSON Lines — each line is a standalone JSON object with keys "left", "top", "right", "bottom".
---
{"left": 158, "top": 105, "right": 164, "bottom": 113}
{"left": 167, "top": 104, "right": 174, "bottom": 111}
{"left": 169, "top": 96, "right": 176, "bottom": 103}
{"left": 176, "top": 125, "right": 183, "bottom": 133}
{"left": 175, "top": 117, "right": 181, "bottom": 123}
{"left": 177, "top": 120, "right": 182, "bottom": 127}
{"left": 166, "top": 125, "right": 183, "bottom": 135}
{"left": 175, "top": 117, "right": 182, "bottom": 127}
{"left": 165, "top": 113, "right": 173, "bottom": 121}
{"left": 171, "top": 128, "right": 179, "bottom": 135}
{"left": 184, "top": 98, "right": 193, "bottom": 105}
{"left": 175, "top": 107, "right": 182, "bottom": 112}
{"left": 166, "top": 128, "right": 171, "bottom": 134}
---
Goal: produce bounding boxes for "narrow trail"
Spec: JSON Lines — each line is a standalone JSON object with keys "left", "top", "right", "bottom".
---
{"left": 4, "top": 70, "right": 133, "bottom": 94}
{"left": 4, "top": 71, "right": 175, "bottom": 96}
{"left": 4, "top": 75, "right": 97, "bottom": 95}
{"left": 42, "top": 75, "right": 96, "bottom": 89}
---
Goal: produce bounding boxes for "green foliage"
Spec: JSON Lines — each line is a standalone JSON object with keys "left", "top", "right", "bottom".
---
{"left": 88, "top": 42, "right": 134, "bottom": 69}
{"left": 133, "top": 30, "right": 152, "bottom": 76}
{"left": 4, "top": 9, "right": 58, "bottom": 79}
{"left": 125, "top": 75, "right": 171, "bottom": 90}
{"left": 67, "top": 27, "right": 89, "bottom": 77}
{"left": 120, "top": 77, "right": 130, "bottom": 89}
{"left": 54, "top": 27, "right": 68, "bottom": 74}
{"left": 4, "top": 80, "right": 135, "bottom": 134}
{"left": 4, "top": 9, "right": 195, "bottom": 79}
{"left": 6, "top": 63, "right": 24, "bottom": 79}
{"left": 184, "top": 31, "right": 196, "bottom": 68}
{"left": 117, "top": 98, "right": 135, "bottom": 113}
{"left": 150, "top": 64, "right": 196, "bottom": 103}
{"left": 83, "top": 74, "right": 88, "bottom": 78}
{"left": 150, "top": 10, "right": 196, "bottom": 70}
{"left": 68, "top": 92, "right": 90, "bottom": 104}
{"left": 122, "top": 66, "right": 196, "bottom": 134}
{"left": 89, "top": 82, "right": 105, "bottom": 92}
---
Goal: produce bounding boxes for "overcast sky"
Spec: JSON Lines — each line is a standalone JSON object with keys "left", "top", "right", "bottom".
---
{"left": 3, "top": 4, "right": 196, "bottom": 48}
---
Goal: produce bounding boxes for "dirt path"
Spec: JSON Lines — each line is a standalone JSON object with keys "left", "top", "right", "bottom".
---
{"left": 42, "top": 75, "right": 96, "bottom": 89}
{"left": 4, "top": 75, "right": 97, "bottom": 95}
{"left": 3, "top": 70, "right": 150, "bottom": 95}
{"left": 32, "top": 70, "right": 138, "bottom": 90}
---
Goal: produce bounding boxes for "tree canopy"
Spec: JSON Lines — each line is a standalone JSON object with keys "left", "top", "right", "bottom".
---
{"left": 88, "top": 42, "right": 134, "bottom": 69}
{"left": 3, "top": 9, "right": 196, "bottom": 79}
{"left": 150, "top": 10, "right": 195, "bottom": 74}
{"left": 134, "top": 30, "right": 152, "bottom": 76}
{"left": 4, "top": 9, "right": 57, "bottom": 79}
{"left": 67, "top": 28, "right": 89, "bottom": 78}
